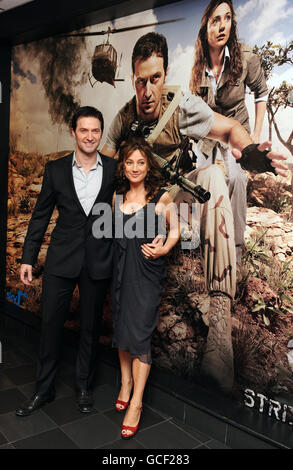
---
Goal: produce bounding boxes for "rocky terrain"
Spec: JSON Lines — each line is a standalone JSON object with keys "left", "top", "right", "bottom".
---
{"left": 153, "top": 171, "right": 293, "bottom": 395}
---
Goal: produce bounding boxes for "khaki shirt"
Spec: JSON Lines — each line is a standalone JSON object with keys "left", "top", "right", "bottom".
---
{"left": 105, "top": 86, "right": 214, "bottom": 163}
{"left": 198, "top": 44, "right": 268, "bottom": 158}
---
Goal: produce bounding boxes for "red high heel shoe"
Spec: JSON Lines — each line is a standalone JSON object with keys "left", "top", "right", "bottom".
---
{"left": 115, "top": 399, "right": 129, "bottom": 412}
{"left": 121, "top": 405, "right": 142, "bottom": 440}
{"left": 115, "top": 382, "right": 133, "bottom": 412}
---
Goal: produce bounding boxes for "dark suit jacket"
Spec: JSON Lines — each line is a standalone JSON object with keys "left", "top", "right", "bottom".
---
{"left": 22, "top": 152, "right": 117, "bottom": 280}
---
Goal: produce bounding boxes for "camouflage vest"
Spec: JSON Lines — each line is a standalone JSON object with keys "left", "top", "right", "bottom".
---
{"left": 119, "top": 86, "right": 184, "bottom": 164}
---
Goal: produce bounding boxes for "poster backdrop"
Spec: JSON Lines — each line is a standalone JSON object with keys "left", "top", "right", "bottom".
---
{"left": 6, "top": 0, "right": 293, "bottom": 417}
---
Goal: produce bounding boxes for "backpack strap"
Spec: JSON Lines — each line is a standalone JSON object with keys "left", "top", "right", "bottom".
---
{"left": 146, "top": 86, "right": 182, "bottom": 145}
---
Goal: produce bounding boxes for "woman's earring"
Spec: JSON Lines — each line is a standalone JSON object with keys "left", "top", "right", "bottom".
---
{"left": 146, "top": 171, "right": 150, "bottom": 181}
{"left": 122, "top": 171, "right": 126, "bottom": 181}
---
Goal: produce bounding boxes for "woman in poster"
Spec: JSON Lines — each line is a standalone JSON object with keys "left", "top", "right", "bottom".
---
{"left": 111, "top": 138, "right": 179, "bottom": 439}
{"left": 190, "top": 0, "right": 268, "bottom": 262}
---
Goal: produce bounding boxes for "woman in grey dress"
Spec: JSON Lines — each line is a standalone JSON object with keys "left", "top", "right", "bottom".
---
{"left": 111, "top": 138, "right": 179, "bottom": 439}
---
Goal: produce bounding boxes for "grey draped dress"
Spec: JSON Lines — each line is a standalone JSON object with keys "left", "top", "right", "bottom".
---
{"left": 111, "top": 189, "right": 167, "bottom": 364}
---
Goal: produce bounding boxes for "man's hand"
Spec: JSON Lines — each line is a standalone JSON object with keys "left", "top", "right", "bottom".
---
{"left": 232, "top": 141, "right": 288, "bottom": 177}
{"left": 250, "top": 132, "right": 260, "bottom": 144}
{"left": 141, "top": 243, "right": 167, "bottom": 260}
{"left": 20, "top": 264, "right": 33, "bottom": 286}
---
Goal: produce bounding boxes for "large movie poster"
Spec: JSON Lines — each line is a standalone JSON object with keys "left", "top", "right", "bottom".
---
{"left": 6, "top": 0, "right": 293, "bottom": 414}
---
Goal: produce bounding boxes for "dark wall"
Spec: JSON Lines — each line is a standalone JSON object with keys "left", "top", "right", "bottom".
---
{"left": 0, "top": 0, "right": 181, "bottom": 46}
{"left": 0, "top": 46, "right": 11, "bottom": 310}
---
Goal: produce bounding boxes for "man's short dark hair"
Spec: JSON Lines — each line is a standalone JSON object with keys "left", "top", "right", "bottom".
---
{"left": 71, "top": 106, "right": 104, "bottom": 132}
{"left": 132, "top": 32, "right": 168, "bottom": 74}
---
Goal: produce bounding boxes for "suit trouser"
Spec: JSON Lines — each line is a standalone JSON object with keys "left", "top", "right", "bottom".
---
{"left": 36, "top": 265, "right": 109, "bottom": 395}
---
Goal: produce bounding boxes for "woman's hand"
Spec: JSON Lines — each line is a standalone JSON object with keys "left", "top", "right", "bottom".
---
{"left": 141, "top": 192, "right": 180, "bottom": 260}
{"left": 151, "top": 234, "right": 165, "bottom": 246}
{"left": 141, "top": 243, "right": 167, "bottom": 260}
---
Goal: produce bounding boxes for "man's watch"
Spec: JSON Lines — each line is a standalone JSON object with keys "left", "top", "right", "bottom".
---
{"left": 237, "top": 143, "right": 277, "bottom": 175}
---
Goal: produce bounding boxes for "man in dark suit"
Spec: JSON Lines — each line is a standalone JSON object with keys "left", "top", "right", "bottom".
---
{"left": 16, "top": 106, "right": 117, "bottom": 416}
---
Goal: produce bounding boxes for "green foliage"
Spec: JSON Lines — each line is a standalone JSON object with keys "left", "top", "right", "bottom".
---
{"left": 272, "top": 194, "right": 292, "bottom": 214}
{"left": 239, "top": 230, "right": 293, "bottom": 326}
{"left": 242, "top": 229, "right": 271, "bottom": 276}
{"left": 253, "top": 258, "right": 293, "bottom": 324}
{"left": 235, "top": 229, "right": 270, "bottom": 307}
{"left": 264, "top": 179, "right": 293, "bottom": 215}
{"left": 251, "top": 293, "right": 271, "bottom": 326}
{"left": 266, "top": 260, "right": 293, "bottom": 316}
{"left": 253, "top": 41, "right": 293, "bottom": 154}
{"left": 253, "top": 41, "right": 293, "bottom": 80}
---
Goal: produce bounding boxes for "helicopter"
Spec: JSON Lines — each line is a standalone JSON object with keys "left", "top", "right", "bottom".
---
{"left": 62, "top": 18, "right": 184, "bottom": 88}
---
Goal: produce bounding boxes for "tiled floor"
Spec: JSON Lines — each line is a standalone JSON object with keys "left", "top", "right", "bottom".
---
{"left": 0, "top": 320, "right": 231, "bottom": 449}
